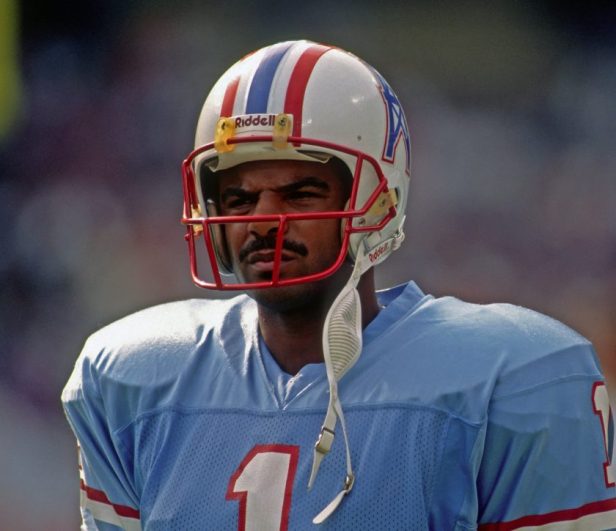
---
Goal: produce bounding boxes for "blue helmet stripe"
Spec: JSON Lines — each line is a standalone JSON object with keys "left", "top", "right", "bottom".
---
{"left": 246, "top": 42, "right": 294, "bottom": 114}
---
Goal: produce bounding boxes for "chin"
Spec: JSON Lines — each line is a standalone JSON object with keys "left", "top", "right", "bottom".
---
{"left": 245, "top": 264, "right": 353, "bottom": 314}
{"left": 247, "top": 282, "right": 322, "bottom": 313}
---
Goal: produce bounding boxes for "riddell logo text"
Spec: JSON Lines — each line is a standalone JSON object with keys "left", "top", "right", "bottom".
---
{"left": 235, "top": 115, "right": 276, "bottom": 128}
{"left": 369, "top": 242, "right": 389, "bottom": 262}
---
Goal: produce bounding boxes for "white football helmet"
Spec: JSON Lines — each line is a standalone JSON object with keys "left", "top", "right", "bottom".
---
{"left": 182, "top": 40, "right": 411, "bottom": 290}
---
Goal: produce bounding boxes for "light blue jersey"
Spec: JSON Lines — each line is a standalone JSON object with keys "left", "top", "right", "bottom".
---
{"left": 62, "top": 282, "right": 616, "bottom": 529}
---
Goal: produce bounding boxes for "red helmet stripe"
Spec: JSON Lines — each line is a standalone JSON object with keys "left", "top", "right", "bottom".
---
{"left": 220, "top": 76, "right": 241, "bottom": 117}
{"left": 284, "top": 45, "right": 331, "bottom": 137}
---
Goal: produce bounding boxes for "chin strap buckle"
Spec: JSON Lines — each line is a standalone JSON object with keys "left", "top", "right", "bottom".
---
{"left": 344, "top": 473, "right": 355, "bottom": 492}
{"left": 315, "top": 426, "right": 335, "bottom": 455}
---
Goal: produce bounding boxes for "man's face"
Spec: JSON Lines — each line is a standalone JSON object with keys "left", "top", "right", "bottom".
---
{"left": 216, "top": 158, "right": 352, "bottom": 310}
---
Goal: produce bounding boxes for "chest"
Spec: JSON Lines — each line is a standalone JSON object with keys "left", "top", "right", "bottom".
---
{"left": 130, "top": 406, "right": 477, "bottom": 530}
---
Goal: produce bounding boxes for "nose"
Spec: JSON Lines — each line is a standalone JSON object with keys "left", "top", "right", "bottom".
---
{"left": 246, "top": 191, "right": 288, "bottom": 238}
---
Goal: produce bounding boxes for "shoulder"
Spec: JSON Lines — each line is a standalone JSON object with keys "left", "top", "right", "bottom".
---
{"left": 62, "top": 295, "right": 256, "bottom": 425}
{"left": 422, "top": 296, "right": 599, "bottom": 393}
{"left": 377, "top": 282, "right": 595, "bottom": 369}
{"left": 356, "top": 283, "right": 601, "bottom": 420}
{"left": 420, "top": 294, "right": 590, "bottom": 349}
{"left": 82, "top": 297, "right": 242, "bottom": 369}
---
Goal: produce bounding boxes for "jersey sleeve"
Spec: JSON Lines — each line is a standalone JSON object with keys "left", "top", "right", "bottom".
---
{"left": 62, "top": 336, "right": 142, "bottom": 531}
{"left": 476, "top": 364, "right": 616, "bottom": 529}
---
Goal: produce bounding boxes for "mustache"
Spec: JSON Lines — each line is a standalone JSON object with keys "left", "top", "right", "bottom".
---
{"left": 238, "top": 235, "right": 308, "bottom": 263}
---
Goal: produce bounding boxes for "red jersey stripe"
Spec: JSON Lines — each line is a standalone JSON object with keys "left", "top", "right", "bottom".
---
{"left": 80, "top": 479, "right": 140, "bottom": 520}
{"left": 478, "top": 497, "right": 616, "bottom": 530}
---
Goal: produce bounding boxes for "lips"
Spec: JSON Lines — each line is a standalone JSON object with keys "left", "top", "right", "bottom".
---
{"left": 246, "top": 250, "right": 295, "bottom": 272}
{"left": 238, "top": 237, "right": 308, "bottom": 264}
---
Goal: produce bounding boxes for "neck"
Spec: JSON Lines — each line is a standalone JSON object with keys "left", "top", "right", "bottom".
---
{"left": 257, "top": 270, "right": 380, "bottom": 374}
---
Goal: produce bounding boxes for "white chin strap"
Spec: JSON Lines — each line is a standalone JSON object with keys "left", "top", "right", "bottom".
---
{"left": 308, "top": 243, "right": 373, "bottom": 524}
{"left": 308, "top": 230, "right": 405, "bottom": 524}
{"left": 309, "top": 230, "right": 405, "bottom": 524}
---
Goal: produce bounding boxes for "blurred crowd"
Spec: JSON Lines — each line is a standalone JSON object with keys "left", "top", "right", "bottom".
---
{"left": 0, "top": 1, "right": 614, "bottom": 528}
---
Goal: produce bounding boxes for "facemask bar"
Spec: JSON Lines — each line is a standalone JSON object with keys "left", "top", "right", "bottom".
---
{"left": 181, "top": 135, "right": 397, "bottom": 290}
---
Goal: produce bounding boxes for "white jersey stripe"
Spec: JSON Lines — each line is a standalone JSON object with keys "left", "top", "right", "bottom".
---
{"left": 80, "top": 489, "right": 142, "bottom": 531}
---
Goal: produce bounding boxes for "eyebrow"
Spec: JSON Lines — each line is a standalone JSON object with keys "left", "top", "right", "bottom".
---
{"left": 220, "top": 176, "right": 331, "bottom": 203}
{"left": 277, "top": 176, "right": 331, "bottom": 194}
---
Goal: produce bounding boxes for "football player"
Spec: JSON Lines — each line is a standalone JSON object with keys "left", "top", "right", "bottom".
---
{"left": 63, "top": 40, "right": 616, "bottom": 529}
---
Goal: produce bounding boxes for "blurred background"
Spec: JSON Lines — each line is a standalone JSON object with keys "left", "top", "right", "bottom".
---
{"left": 0, "top": 0, "right": 614, "bottom": 528}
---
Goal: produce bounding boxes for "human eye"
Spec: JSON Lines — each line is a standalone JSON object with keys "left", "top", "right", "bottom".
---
{"left": 287, "top": 188, "right": 323, "bottom": 201}
{"left": 285, "top": 178, "right": 329, "bottom": 202}
{"left": 221, "top": 190, "right": 256, "bottom": 213}
{"left": 227, "top": 196, "right": 252, "bottom": 208}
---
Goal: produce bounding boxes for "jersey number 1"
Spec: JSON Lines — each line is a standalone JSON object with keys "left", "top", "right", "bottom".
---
{"left": 226, "top": 445, "right": 300, "bottom": 531}
{"left": 593, "top": 382, "right": 615, "bottom": 487}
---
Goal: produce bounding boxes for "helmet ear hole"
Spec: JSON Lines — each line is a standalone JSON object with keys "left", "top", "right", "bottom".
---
{"left": 205, "top": 199, "right": 233, "bottom": 273}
